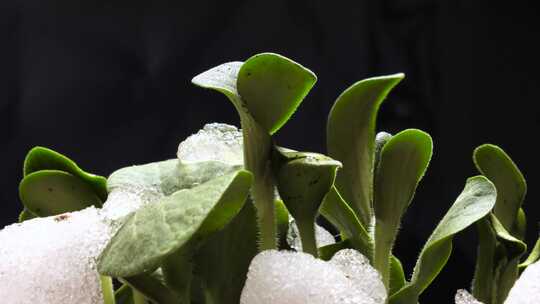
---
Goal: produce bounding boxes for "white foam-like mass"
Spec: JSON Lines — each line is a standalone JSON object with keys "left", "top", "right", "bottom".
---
{"left": 177, "top": 123, "right": 243, "bottom": 165}
{"left": 286, "top": 218, "right": 336, "bottom": 252}
{"left": 505, "top": 260, "right": 540, "bottom": 304}
{"left": 0, "top": 207, "right": 112, "bottom": 304}
{"left": 330, "top": 249, "right": 387, "bottom": 303}
{"left": 240, "top": 249, "right": 386, "bottom": 304}
{"left": 454, "top": 289, "right": 483, "bottom": 304}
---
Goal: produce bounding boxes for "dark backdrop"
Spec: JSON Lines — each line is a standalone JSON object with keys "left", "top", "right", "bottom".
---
{"left": 1, "top": 0, "right": 539, "bottom": 302}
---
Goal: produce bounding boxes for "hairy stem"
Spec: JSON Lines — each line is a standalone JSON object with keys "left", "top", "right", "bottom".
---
{"left": 252, "top": 175, "right": 277, "bottom": 250}
{"left": 242, "top": 117, "right": 277, "bottom": 250}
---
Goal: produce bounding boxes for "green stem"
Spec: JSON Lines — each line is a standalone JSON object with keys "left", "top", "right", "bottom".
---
{"left": 100, "top": 276, "right": 116, "bottom": 304}
{"left": 373, "top": 221, "right": 396, "bottom": 289}
{"left": 252, "top": 176, "right": 277, "bottom": 250}
{"left": 297, "top": 219, "right": 318, "bottom": 257}
{"left": 242, "top": 117, "right": 277, "bottom": 251}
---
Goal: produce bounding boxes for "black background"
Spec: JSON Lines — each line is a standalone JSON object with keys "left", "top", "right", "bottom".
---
{"left": 1, "top": 0, "right": 539, "bottom": 302}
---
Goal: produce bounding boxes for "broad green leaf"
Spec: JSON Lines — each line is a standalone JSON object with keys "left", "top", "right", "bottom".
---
{"left": 193, "top": 202, "right": 258, "bottom": 303}
{"left": 473, "top": 144, "right": 527, "bottom": 233}
{"left": 98, "top": 170, "right": 252, "bottom": 277}
{"left": 389, "top": 176, "right": 497, "bottom": 304}
{"left": 19, "top": 170, "right": 102, "bottom": 216}
{"left": 389, "top": 255, "right": 407, "bottom": 295}
{"left": 107, "top": 159, "right": 239, "bottom": 196}
{"left": 23, "top": 146, "right": 107, "bottom": 201}
{"left": 274, "top": 149, "right": 341, "bottom": 256}
{"left": 520, "top": 236, "right": 540, "bottom": 269}
{"left": 237, "top": 53, "right": 317, "bottom": 134}
{"left": 373, "top": 129, "right": 432, "bottom": 287}
{"left": 320, "top": 186, "right": 373, "bottom": 259}
{"left": 327, "top": 74, "right": 404, "bottom": 227}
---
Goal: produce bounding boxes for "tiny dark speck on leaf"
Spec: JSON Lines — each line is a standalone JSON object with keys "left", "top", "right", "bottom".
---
{"left": 247, "top": 72, "right": 252, "bottom": 76}
{"left": 47, "top": 188, "right": 53, "bottom": 192}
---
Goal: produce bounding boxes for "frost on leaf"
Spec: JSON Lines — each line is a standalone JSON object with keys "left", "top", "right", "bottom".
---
{"left": 240, "top": 249, "right": 386, "bottom": 304}
{"left": 177, "top": 122, "right": 243, "bottom": 165}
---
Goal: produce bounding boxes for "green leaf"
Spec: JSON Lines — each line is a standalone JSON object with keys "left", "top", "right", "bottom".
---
{"left": 489, "top": 214, "right": 527, "bottom": 303}
{"left": 373, "top": 129, "right": 433, "bottom": 287}
{"left": 520, "top": 235, "right": 540, "bottom": 269}
{"left": 389, "top": 255, "right": 407, "bottom": 295}
{"left": 19, "top": 170, "right": 102, "bottom": 216}
{"left": 23, "top": 146, "right": 107, "bottom": 201}
{"left": 193, "top": 202, "right": 258, "bottom": 303}
{"left": 98, "top": 170, "right": 252, "bottom": 277}
{"left": 107, "top": 159, "right": 240, "bottom": 196}
{"left": 390, "top": 176, "right": 497, "bottom": 304}
{"left": 274, "top": 149, "right": 342, "bottom": 256}
{"left": 472, "top": 214, "right": 527, "bottom": 304}
{"left": 327, "top": 74, "right": 404, "bottom": 228}
{"left": 473, "top": 144, "right": 527, "bottom": 233}
{"left": 320, "top": 186, "right": 373, "bottom": 259}
{"left": 236, "top": 53, "right": 317, "bottom": 135}
{"left": 513, "top": 208, "right": 527, "bottom": 240}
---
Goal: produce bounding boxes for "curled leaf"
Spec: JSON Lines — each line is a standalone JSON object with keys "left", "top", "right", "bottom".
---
{"left": 274, "top": 149, "right": 341, "bottom": 256}
{"left": 327, "top": 74, "right": 404, "bottom": 227}
{"left": 19, "top": 170, "right": 102, "bottom": 216}
{"left": 473, "top": 144, "right": 527, "bottom": 234}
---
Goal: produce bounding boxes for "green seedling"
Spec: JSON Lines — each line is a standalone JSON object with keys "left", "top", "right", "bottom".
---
{"left": 8, "top": 52, "right": 537, "bottom": 304}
